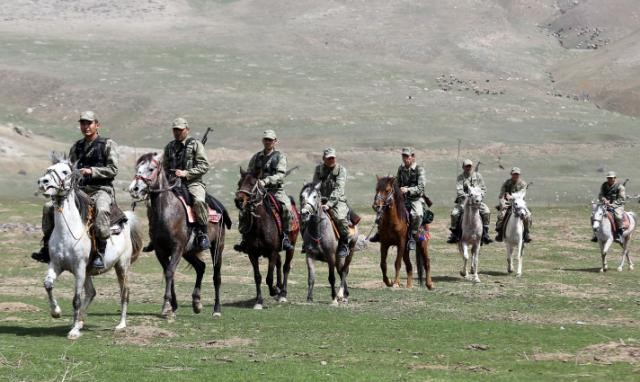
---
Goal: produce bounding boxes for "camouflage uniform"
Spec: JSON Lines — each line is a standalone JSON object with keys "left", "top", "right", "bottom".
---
{"left": 450, "top": 171, "right": 491, "bottom": 229}
{"left": 313, "top": 161, "right": 350, "bottom": 241}
{"left": 599, "top": 180, "right": 626, "bottom": 229}
{"left": 396, "top": 163, "right": 427, "bottom": 238}
{"left": 495, "top": 178, "right": 528, "bottom": 232}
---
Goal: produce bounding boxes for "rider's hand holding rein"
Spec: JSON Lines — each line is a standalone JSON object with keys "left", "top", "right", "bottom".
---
{"left": 174, "top": 169, "right": 188, "bottom": 178}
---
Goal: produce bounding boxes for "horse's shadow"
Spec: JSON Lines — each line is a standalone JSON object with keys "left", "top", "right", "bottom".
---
{"left": 225, "top": 298, "right": 264, "bottom": 309}
{"left": 479, "top": 270, "right": 510, "bottom": 277}
{"left": 560, "top": 267, "right": 601, "bottom": 273}
{"left": 0, "top": 324, "right": 69, "bottom": 337}
{"left": 430, "top": 275, "right": 460, "bottom": 283}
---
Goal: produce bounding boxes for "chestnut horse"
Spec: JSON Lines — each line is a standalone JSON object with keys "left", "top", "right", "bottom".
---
{"left": 373, "top": 176, "right": 433, "bottom": 289}
{"left": 234, "top": 169, "right": 299, "bottom": 309}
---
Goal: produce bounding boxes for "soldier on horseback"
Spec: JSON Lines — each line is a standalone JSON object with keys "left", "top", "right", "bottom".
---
{"left": 370, "top": 147, "right": 428, "bottom": 251}
{"left": 234, "top": 129, "right": 294, "bottom": 252}
{"left": 161, "top": 117, "right": 211, "bottom": 251}
{"left": 447, "top": 159, "right": 493, "bottom": 244}
{"left": 594, "top": 171, "right": 627, "bottom": 244}
{"left": 31, "top": 111, "right": 118, "bottom": 269}
{"left": 494, "top": 167, "right": 531, "bottom": 243}
{"left": 311, "top": 147, "right": 351, "bottom": 257}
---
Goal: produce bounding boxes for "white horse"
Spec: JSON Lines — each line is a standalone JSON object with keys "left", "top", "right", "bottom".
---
{"left": 38, "top": 159, "right": 142, "bottom": 339}
{"left": 459, "top": 186, "right": 483, "bottom": 283}
{"left": 503, "top": 191, "right": 531, "bottom": 277}
{"left": 591, "top": 202, "right": 636, "bottom": 272}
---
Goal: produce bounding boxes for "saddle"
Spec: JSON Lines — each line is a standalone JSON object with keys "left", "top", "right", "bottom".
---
{"left": 75, "top": 189, "right": 128, "bottom": 235}
{"left": 606, "top": 210, "right": 631, "bottom": 231}
{"left": 172, "top": 185, "right": 232, "bottom": 229}
{"left": 265, "top": 193, "right": 300, "bottom": 236}
{"left": 326, "top": 207, "right": 361, "bottom": 239}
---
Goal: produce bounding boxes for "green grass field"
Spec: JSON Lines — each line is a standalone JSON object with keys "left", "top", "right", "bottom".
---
{"left": 1, "top": 202, "right": 638, "bottom": 381}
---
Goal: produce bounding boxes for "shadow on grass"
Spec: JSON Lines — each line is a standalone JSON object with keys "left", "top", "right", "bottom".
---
{"left": 560, "top": 267, "right": 601, "bottom": 273}
{"left": 225, "top": 298, "right": 261, "bottom": 309}
{"left": 479, "top": 270, "right": 510, "bottom": 276}
{"left": 430, "top": 275, "right": 461, "bottom": 283}
{"left": 0, "top": 324, "right": 69, "bottom": 337}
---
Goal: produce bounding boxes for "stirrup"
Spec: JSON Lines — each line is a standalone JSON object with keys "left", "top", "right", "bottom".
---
{"left": 368, "top": 233, "right": 380, "bottom": 242}
{"left": 142, "top": 243, "right": 154, "bottom": 252}
{"left": 337, "top": 243, "right": 349, "bottom": 258}
{"left": 407, "top": 238, "right": 416, "bottom": 251}
{"left": 590, "top": 236, "right": 598, "bottom": 243}
{"left": 31, "top": 247, "right": 50, "bottom": 263}
{"left": 92, "top": 253, "right": 105, "bottom": 269}
{"left": 282, "top": 236, "right": 294, "bottom": 251}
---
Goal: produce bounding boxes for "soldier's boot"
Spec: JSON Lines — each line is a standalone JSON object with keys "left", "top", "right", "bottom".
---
{"left": 615, "top": 229, "right": 625, "bottom": 244}
{"left": 196, "top": 225, "right": 211, "bottom": 251}
{"left": 233, "top": 239, "right": 247, "bottom": 253}
{"left": 482, "top": 225, "right": 493, "bottom": 245}
{"left": 336, "top": 235, "right": 350, "bottom": 258}
{"left": 282, "top": 232, "right": 294, "bottom": 251}
{"left": 407, "top": 234, "right": 417, "bottom": 251}
{"left": 494, "top": 222, "right": 503, "bottom": 242}
{"left": 446, "top": 228, "right": 460, "bottom": 244}
{"left": 143, "top": 243, "right": 154, "bottom": 252}
{"left": 31, "top": 233, "right": 51, "bottom": 263}
{"left": 523, "top": 222, "right": 532, "bottom": 243}
{"left": 368, "top": 230, "right": 380, "bottom": 242}
{"left": 591, "top": 233, "right": 598, "bottom": 242}
{"left": 92, "top": 238, "right": 107, "bottom": 269}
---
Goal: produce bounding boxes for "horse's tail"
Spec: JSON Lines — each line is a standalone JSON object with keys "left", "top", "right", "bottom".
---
{"left": 125, "top": 211, "right": 143, "bottom": 264}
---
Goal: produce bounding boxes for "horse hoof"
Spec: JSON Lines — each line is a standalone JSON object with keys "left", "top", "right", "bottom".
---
{"left": 67, "top": 329, "right": 81, "bottom": 340}
{"left": 629, "top": 265, "right": 634, "bottom": 271}
{"left": 51, "top": 309, "right": 61, "bottom": 319}
{"left": 508, "top": 268, "right": 513, "bottom": 274}
{"left": 278, "top": 297, "right": 288, "bottom": 303}
{"left": 459, "top": 271, "right": 466, "bottom": 278}
{"left": 472, "top": 277, "right": 481, "bottom": 283}
{"left": 515, "top": 273, "right": 522, "bottom": 278}
{"left": 599, "top": 268, "right": 605, "bottom": 273}
{"left": 192, "top": 302, "right": 203, "bottom": 314}
{"left": 330, "top": 300, "right": 339, "bottom": 307}
{"left": 426, "top": 283, "right": 434, "bottom": 290}
{"left": 253, "top": 304, "right": 263, "bottom": 310}
{"left": 115, "top": 323, "right": 126, "bottom": 331}
{"left": 77, "top": 321, "right": 84, "bottom": 330}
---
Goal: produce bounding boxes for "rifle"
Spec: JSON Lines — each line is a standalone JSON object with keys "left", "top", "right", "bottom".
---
{"left": 475, "top": 161, "right": 482, "bottom": 172}
{"left": 285, "top": 165, "right": 299, "bottom": 177}
{"left": 201, "top": 127, "right": 213, "bottom": 146}
{"left": 623, "top": 178, "right": 630, "bottom": 187}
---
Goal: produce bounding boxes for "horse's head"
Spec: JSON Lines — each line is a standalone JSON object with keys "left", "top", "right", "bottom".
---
{"left": 235, "top": 167, "right": 264, "bottom": 211}
{"left": 511, "top": 191, "right": 529, "bottom": 219}
{"left": 38, "top": 161, "right": 76, "bottom": 197}
{"left": 591, "top": 201, "right": 605, "bottom": 230}
{"left": 466, "top": 186, "right": 484, "bottom": 208}
{"left": 373, "top": 176, "right": 396, "bottom": 212}
{"left": 299, "top": 182, "right": 321, "bottom": 223}
{"left": 129, "top": 152, "right": 161, "bottom": 201}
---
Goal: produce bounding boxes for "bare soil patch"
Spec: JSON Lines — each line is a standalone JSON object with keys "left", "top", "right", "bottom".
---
{"left": 176, "top": 336, "right": 255, "bottom": 349}
{"left": 114, "top": 325, "right": 176, "bottom": 346}
{"left": 0, "top": 302, "right": 40, "bottom": 313}
{"left": 533, "top": 341, "right": 640, "bottom": 365}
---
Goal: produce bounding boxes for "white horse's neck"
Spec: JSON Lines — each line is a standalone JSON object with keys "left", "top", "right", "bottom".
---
{"left": 52, "top": 189, "right": 86, "bottom": 239}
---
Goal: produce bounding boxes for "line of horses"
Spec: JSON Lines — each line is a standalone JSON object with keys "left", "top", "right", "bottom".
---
{"left": 35, "top": 153, "right": 636, "bottom": 339}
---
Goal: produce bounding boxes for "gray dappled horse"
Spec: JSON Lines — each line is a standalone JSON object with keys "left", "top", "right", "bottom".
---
{"left": 502, "top": 191, "right": 530, "bottom": 277}
{"left": 459, "top": 186, "right": 484, "bottom": 283}
{"left": 299, "top": 182, "right": 354, "bottom": 304}
{"left": 129, "top": 153, "right": 229, "bottom": 318}
{"left": 234, "top": 169, "right": 298, "bottom": 309}
{"left": 38, "top": 157, "right": 142, "bottom": 339}
{"left": 592, "top": 202, "right": 636, "bottom": 272}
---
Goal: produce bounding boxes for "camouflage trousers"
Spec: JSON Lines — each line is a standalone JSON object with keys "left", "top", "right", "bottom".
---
{"left": 42, "top": 189, "right": 113, "bottom": 240}
{"left": 188, "top": 183, "right": 209, "bottom": 226}
{"left": 450, "top": 202, "right": 491, "bottom": 229}
{"left": 238, "top": 189, "right": 292, "bottom": 234}
{"left": 328, "top": 201, "right": 350, "bottom": 240}
{"left": 495, "top": 203, "right": 531, "bottom": 231}
{"left": 406, "top": 199, "right": 425, "bottom": 236}
{"left": 610, "top": 206, "right": 625, "bottom": 229}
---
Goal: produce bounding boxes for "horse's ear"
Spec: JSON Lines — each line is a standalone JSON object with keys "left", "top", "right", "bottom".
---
{"left": 239, "top": 166, "right": 246, "bottom": 176}
{"left": 49, "top": 151, "right": 66, "bottom": 164}
{"left": 314, "top": 182, "right": 321, "bottom": 190}
{"left": 376, "top": 175, "right": 380, "bottom": 181}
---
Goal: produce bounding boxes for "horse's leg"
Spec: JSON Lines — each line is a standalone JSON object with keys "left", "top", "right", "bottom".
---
{"left": 328, "top": 259, "right": 338, "bottom": 306}
{"left": 211, "top": 242, "right": 223, "bottom": 317}
{"left": 306, "top": 255, "right": 316, "bottom": 302}
{"left": 183, "top": 252, "right": 205, "bottom": 314}
{"left": 393, "top": 242, "right": 404, "bottom": 288}
{"left": 337, "top": 254, "right": 352, "bottom": 302}
{"left": 472, "top": 245, "right": 481, "bottom": 283}
{"left": 403, "top": 243, "right": 414, "bottom": 289}
{"left": 79, "top": 276, "right": 96, "bottom": 330}
{"left": 516, "top": 239, "right": 524, "bottom": 277}
{"left": 506, "top": 243, "right": 514, "bottom": 274}
{"left": 459, "top": 243, "right": 469, "bottom": 278}
{"left": 599, "top": 238, "right": 611, "bottom": 273}
{"left": 114, "top": 262, "right": 129, "bottom": 330}
{"left": 420, "top": 242, "right": 433, "bottom": 290}
{"left": 162, "top": 248, "right": 183, "bottom": 318}
{"left": 68, "top": 267, "right": 86, "bottom": 340}
{"left": 266, "top": 252, "right": 278, "bottom": 298}
{"left": 275, "top": 255, "right": 284, "bottom": 298}
{"left": 280, "top": 248, "right": 294, "bottom": 303}
{"left": 249, "top": 254, "right": 264, "bottom": 309}
{"left": 380, "top": 244, "right": 393, "bottom": 287}
{"left": 44, "top": 265, "right": 62, "bottom": 318}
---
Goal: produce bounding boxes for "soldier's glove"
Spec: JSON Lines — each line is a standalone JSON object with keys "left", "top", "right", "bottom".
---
{"left": 258, "top": 180, "right": 266, "bottom": 188}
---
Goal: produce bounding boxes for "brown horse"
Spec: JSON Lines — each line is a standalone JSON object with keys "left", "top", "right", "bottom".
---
{"left": 234, "top": 169, "right": 299, "bottom": 309}
{"left": 373, "top": 176, "right": 433, "bottom": 289}
{"left": 129, "top": 153, "right": 231, "bottom": 318}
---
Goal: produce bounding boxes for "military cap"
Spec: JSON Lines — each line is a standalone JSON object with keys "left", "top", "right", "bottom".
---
{"left": 462, "top": 159, "right": 473, "bottom": 167}
{"left": 78, "top": 111, "right": 97, "bottom": 122}
{"left": 606, "top": 171, "right": 617, "bottom": 178}
{"left": 323, "top": 147, "right": 336, "bottom": 158}
{"left": 263, "top": 129, "right": 277, "bottom": 140}
{"left": 511, "top": 167, "right": 521, "bottom": 175}
{"left": 172, "top": 117, "right": 189, "bottom": 130}
{"left": 401, "top": 147, "right": 414, "bottom": 156}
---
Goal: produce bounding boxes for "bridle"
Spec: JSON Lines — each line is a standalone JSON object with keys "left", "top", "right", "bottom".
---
{"left": 373, "top": 182, "right": 396, "bottom": 223}
{"left": 133, "top": 158, "right": 180, "bottom": 198}
{"left": 236, "top": 179, "right": 266, "bottom": 212}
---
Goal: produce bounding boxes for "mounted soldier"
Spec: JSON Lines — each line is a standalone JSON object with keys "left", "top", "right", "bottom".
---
{"left": 447, "top": 159, "right": 493, "bottom": 244}
{"left": 594, "top": 171, "right": 627, "bottom": 244}
{"left": 160, "top": 117, "right": 211, "bottom": 251}
{"left": 234, "top": 129, "right": 294, "bottom": 252}
{"left": 311, "top": 147, "right": 351, "bottom": 257}
{"left": 31, "top": 111, "right": 118, "bottom": 269}
{"left": 370, "top": 147, "right": 428, "bottom": 251}
{"left": 495, "top": 167, "right": 531, "bottom": 243}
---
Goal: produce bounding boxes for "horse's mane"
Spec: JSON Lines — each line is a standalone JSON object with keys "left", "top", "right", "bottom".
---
{"left": 74, "top": 188, "right": 93, "bottom": 224}
{"left": 377, "top": 176, "right": 408, "bottom": 222}
{"left": 136, "top": 152, "right": 158, "bottom": 166}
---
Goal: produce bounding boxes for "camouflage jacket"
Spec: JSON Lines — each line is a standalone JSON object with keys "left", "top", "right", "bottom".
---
{"left": 163, "top": 137, "right": 210, "bottom": 186}
{"left": 396, "top": 163, "right": 426, "bottom": 202}
{"left": 313, "top": 164, "right": 347, "bottom": 208}
{"left": 499, "top": 179, "right": 527, "bottom": 200}
{"left": 456, "top": 171, "right": 486, "bottom": 202}
{"left": 248, "top": 149, "right": 287, "bottom": 192}
{"left": 599, "top": 182, "right": 625, "bottom": 207}
{"left": 68, "top": 136, "right": 118, "bottom": 194}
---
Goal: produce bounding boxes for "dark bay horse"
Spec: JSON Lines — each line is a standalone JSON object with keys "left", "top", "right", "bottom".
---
{"left": 299, "top": 182, "right": 355, "bottom": 304}
{"left": 373, "top": 176, "right": 433, "bottom": 289}
{"left": 234, "top": 169, "right": 299, "bottom": 309}
{"left": 129, "top": 153, "right": 231, "bottom": 318}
